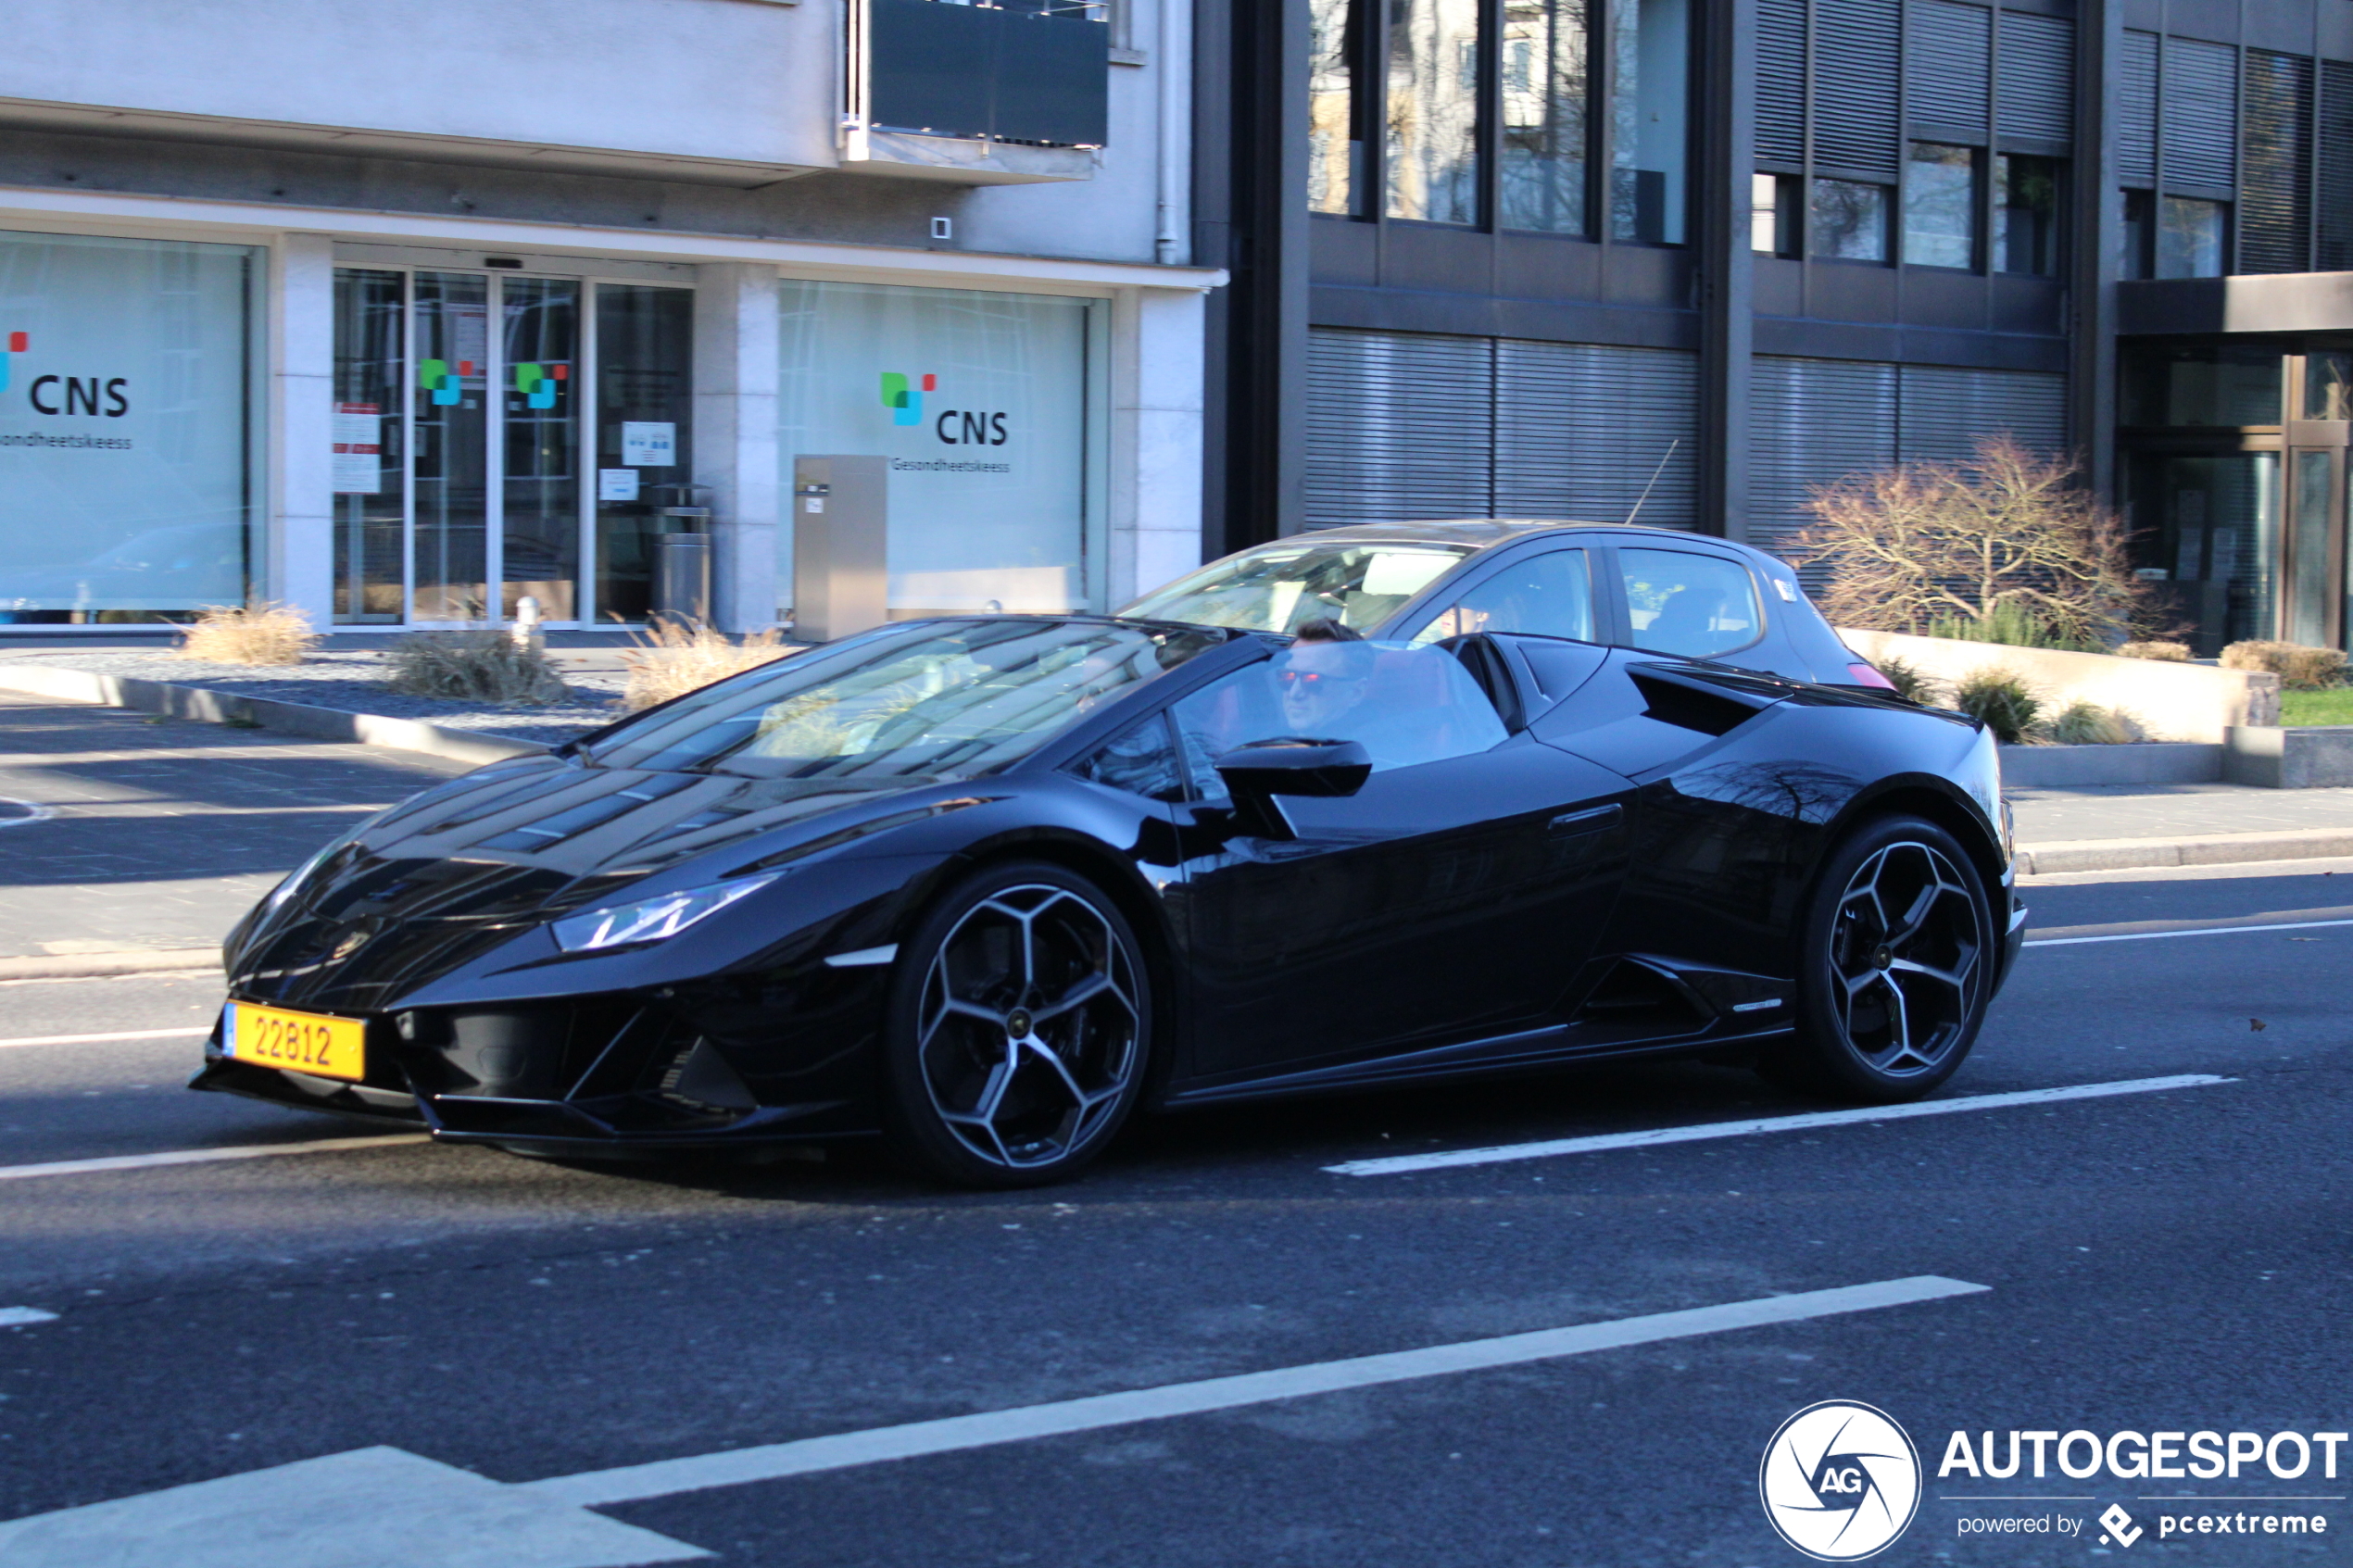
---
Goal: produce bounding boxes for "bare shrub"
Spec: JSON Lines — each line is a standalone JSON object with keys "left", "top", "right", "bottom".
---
{"left": 384, "top": 633, "right": 568, "bottom": 705}
{"left": 2221, "top": 640, "right": 2348, "bottom": 692}
{"left": 1787, "top": 436, "right": 2158, "bottom": 647}
{"left": 619, "top": 621, "right": 794, "bottom": 712}
{"left": 2117, "top": 640, "right": 2193, "bottom": 662}
{"left": 2037, "top": 700, "right": 2142, "bottom": 746}
{"left": 177, "top": 602, "right": 320, "bottom": 667}
{"left": 1951, "top": 668, "right": 2043, "bottom": 745}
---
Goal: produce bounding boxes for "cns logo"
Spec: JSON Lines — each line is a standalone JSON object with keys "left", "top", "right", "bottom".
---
{"left": 1759, "top": 1401, "right": 1922, "bottom": 1561}
{"left": 0, "top": 332, "right": 131, "bottom": 417}
{"left": 880, "top": 370, "right": 1008, "bottom": 446}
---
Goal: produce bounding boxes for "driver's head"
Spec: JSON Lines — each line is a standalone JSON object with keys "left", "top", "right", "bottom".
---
{"left": 1275, "top": 636, "right": 1373, "bottom": 732}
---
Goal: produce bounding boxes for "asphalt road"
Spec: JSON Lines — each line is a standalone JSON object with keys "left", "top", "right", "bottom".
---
{"left": 0, "top": 864, "right": 2348, "bottom": 1565}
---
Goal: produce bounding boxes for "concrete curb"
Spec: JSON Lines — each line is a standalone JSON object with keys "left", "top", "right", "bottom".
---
{"left": 2017, "top": 827, "right": 2353, "bottom": 875}
{"left": 0, "top": 948, "right": 220, "bottom": 981}
{"left": 0, "top": 662, "right": 548, "bottom": 768}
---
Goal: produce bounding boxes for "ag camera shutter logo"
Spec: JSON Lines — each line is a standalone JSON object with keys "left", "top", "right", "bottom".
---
{"left": 1760, "top": 1400, "right": 1922, "bottom": 1561}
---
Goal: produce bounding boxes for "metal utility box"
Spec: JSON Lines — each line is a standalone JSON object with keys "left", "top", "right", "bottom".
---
{"left": 792, "top": 455, "right": 889, "bottom": 642}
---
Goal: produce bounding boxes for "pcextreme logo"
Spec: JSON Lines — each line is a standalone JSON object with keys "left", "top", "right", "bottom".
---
{"left": 1761, "top": 1400, "right": 1923, "bottom": 1561}
{"left": 513, "top": 361, "right": 566, "bottom": 409}
{"left": 880, "top": 370, "right": 1009, "bottom": 446}
{"left": 0, "top": 331, "right": 131, "bottom": 417}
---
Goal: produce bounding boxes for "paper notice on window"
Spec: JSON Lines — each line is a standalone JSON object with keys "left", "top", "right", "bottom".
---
{"left": 622, "top": 421, "right": 676, "bottom": 467}
{"left": 332, "top": 403, "right": 381, "bottom": 495}
{"left": 598, "top": 468, "right": 640, "bottom": 502}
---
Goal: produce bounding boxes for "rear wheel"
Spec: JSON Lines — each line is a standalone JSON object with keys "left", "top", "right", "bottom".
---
{"left": 1762, "top": 815, "right": 1994, "bottom": 1102}
{"left": 881, "top": 861, "right": 1151, "bottom": 1188}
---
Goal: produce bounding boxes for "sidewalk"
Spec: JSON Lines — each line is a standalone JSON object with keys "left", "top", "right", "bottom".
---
{"left": 0, "top": 693, "right": 469, "bottom": 972}
{"left": 2008, "top": 782, "right": 2353, "bottom": 874}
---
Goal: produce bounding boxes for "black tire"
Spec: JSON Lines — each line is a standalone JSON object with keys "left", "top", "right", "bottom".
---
{"left": 1760, "top": 814, "right": 1995, "bottom": 1103}
{"left": 880, "top": 860, "right": 1152, "bottom": 1188}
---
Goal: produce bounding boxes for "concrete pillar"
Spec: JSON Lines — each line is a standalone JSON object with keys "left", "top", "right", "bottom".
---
{"left": 1106, "top": 287, "right": 1208, "bottom": 607}
{"left": 270, "top": 233, "right": 334, "bottom": 626}
{"left": 693, "top": 262, "right": 782, "bottom": 633}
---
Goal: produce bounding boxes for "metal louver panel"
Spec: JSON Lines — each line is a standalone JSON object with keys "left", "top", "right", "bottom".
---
{"left": 1907, "top": 2, "right": 1992, "bottom": 135}
{"left": 1747, "top": 358, "right": 1898, "bottom": 560}
{"left": 2163, "top": 37, "right": 2238, "bottom": 193}
{"left": 1494, "top": 342, "right": 1698, "bottom": 528}
{"left": 1812, "top": 0, "right": 1901, "bottom": 179}
{"left": 1896, "top": 366, "right": 2069, "bottom": 464}
{"left": 2240, "top": 49, "right": 2314, "bottom": 274}
{"left": 1994, "top": 10, "right": 2072, "bottom": 144}
{"left": 1756, "top": 0, "right": 1808, "bottom": 165}
{"left": 1303, "top": 328, "right": 1493, "bottom": 527}
{"left": 2322, "top": 62, "right": 2353, "bottom": 271}
{"left": 2118, "top": 30, "right": 2158, "bottom": 184}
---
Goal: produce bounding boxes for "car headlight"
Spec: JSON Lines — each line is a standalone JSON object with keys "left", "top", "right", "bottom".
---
{"left": 550, "top": 874, "right": 780, "bottom": 953}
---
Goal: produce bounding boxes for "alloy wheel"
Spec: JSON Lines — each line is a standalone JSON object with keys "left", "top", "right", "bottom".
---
{"left": 916, "top": 883, "right": 1142, "bottom": 1170}
{"left": 1824, "top": 840, "right": 1983, "bottom": 1077}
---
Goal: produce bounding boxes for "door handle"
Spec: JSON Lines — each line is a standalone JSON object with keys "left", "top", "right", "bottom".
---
{"left": 1547, "top": 804, "right": 1623, "bottom": 835}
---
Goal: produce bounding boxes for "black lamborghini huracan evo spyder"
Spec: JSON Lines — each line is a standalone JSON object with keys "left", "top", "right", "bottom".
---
{"left": 197, "top": 536, "right": 2024, "bottom": 1187}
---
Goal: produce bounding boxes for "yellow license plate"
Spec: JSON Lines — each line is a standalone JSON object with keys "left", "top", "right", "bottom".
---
{"left": 222, "top": 1002, "right": 367, "bottom": 1083}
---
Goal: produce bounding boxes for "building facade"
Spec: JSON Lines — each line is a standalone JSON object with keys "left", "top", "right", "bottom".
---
{"left": 0, "top": 0, "right": 1218, "bottom": 635}
{"left": 1199, "top": 0, "right": 2353, "bottom": 655}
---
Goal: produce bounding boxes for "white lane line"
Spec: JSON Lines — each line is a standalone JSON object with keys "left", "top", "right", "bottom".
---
{"left": 1324, "top": 1073, "right": 2233, "bottom": 1177}
{"left": 0, "top": 1026, "right": 210, "bottom": 1050}
{"left": 2027, "top": 917, "right": 2353, "bottom": 947}
{"left": 0, "top": 1307, "right": 58, "bottom": 1327}
{"left": 0, "top": 1134, "right": 430, "bottom": 1184}
{"left": 530, "top": 1274, "right": 1988, "bottom": 1508}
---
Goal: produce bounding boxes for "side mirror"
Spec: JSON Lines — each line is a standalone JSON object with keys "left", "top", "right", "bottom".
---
{"left": 1212, "top": 738, "right": 1372, "bottom": 839}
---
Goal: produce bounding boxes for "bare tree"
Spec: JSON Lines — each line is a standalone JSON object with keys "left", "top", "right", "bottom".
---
{"left": 1785, "top": 436, "right": 2152, "bottom": 646}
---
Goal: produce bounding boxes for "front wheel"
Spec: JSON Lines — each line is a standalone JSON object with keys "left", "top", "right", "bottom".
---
{"left": 1761, "top": 814, "right": 1994, "bottom": 1103}
{"left": 880, "top": 861, "right": 1152, "bottom": 1188}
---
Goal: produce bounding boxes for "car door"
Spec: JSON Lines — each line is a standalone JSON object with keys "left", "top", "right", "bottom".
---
{"left": 1165, "top": 640, "right": 1637, "bottom": 1085}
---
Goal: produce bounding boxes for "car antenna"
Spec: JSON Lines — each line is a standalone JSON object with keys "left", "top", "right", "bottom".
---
{"left": 1622, "top": 438, "right": 1680, "bottom": 527}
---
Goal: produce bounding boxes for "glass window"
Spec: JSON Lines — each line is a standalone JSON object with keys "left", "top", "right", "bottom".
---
{"left": 1386, "top": 0, "right": 1481, "bottom": 224}
{"left": 2120, "top": 189, "right": 2153, "bottom": 279}
{"left": 1408, "top": 548, "right": 1594, "bottom": 643}
{"left": 1608, "top": 0, "right": 1689, "bottom": 244}
{"left": 1171, "top": 640, "right": 1510, "bottom": 791}
{"left": 2118, "top": 344, "right": 2283, "bottom": 427}
{"left": 776, "top": 280, "right": 1098, "bottom": 620}
{"left": 1500, "top": 0, "right": 1591, "bottom": 233}
{"left": 1617, "top": 547, "right": 1762, "bottom": 658}
{"left": 1073, "top": 713, "right": 1189, "bottom": 802}
{"left": 1811, "top": 180, "right": 1891, "bottom": 262}
{"left": 2301, "top": 351, "right": 2353, "bottom": 420}
{"left": 584, "top": 619, "right": 1227, "bottom": 779}
{"left": 499, "top": 277, "right": 580, "bottom": 622}
{"left": 2158, "top": 196, "right": 2228, "bottom": 279}
{"left": 1752, "top": 172, "right": 1799, "bottom": 256}
{"left": 0, "top": 229, "right": 258, "bottom": 626}
{"left": 1120, "top": 541, "right": 1472, "bottom": 633}
{"left": 594, "top": 284, "right": 694, "bottom": 624}
{"left": 1904, "top": 143, "right": 1977, "bottom": 269}
{"left": 1310, "top": 0, "right": 1361, "bottom": 215}
{"left": 1995, "top": 154, "right": 2061, "bottom": 276}
{"left": 332, "top": 269, "right": 406, "bottom": 625}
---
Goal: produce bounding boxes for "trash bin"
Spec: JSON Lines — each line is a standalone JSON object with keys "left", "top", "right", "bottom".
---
{"left": 653, "top": 532, "right": 713, "bottom": 625}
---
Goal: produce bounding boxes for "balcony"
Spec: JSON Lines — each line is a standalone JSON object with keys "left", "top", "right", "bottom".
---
{"left": 845, "top": 0, "right": 1109, "bottom": 183}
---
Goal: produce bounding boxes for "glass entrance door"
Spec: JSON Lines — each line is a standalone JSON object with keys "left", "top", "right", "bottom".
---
{"left": 411, "top": 272, "right": 493, "bottom": 622}
{"left": 2124, "top": 451, "right": 2279, "bottom": 655}
{"left": 2286, "top": 447, "right": 2347, "bottom": 649}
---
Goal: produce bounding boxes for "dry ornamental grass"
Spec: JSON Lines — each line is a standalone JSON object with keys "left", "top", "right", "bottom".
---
{"left": 384, "top": 633, "right": 570, "bottom": 706}
{"left": 620, "top": 621, "right": 795, "bottom": 711}
{"left": 2220, "top": 640, "right": 2348, "bottom": 692}
{"left": 2116, "top": 640, "right": 2193, "bottom": 662}
{"left": 177, "top": 603, "right": 321, "bottom": 667}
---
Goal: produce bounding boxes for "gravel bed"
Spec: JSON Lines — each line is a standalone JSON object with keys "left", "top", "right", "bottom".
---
{"left": 5, "top": 649, "right": 630, "bottom": 746}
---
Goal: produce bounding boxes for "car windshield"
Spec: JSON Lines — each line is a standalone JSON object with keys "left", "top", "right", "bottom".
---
{"left": 1119, "top": 542, "right": 1474, "bottom": 634}
{"left": 578, "top": 619, "right": 1229, "bottom": 779}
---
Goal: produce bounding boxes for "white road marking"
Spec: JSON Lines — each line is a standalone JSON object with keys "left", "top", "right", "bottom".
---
{"left": 0, "top": 1026, "right": 210, "bottom": 1050}
{"left": 1324, "top": 1074, "right": 2233, "bottom": 1177}
{"left": 0, "top": 1307, "right": 58, "bottom": 1327}
{"left": 531, "top": 1275, "right": 1989, "bottom": 1507}
{"left": 0, "top": 1134, "right": 430, "bottom": 1184}
{"left": 2026, "top": 917, "right": 2353, "bottom": 947}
